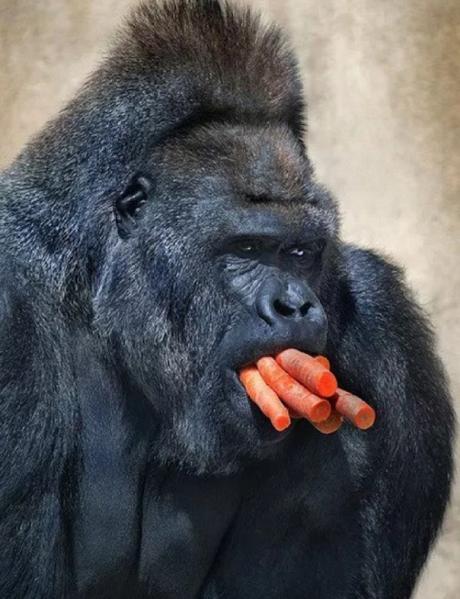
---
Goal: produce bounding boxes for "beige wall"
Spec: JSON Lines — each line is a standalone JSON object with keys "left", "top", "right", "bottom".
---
{"left": 1, "top": 0, "right": 459, "bottom": 596}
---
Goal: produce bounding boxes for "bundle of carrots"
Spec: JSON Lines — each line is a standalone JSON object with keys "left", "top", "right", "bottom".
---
{"left": 239, "top": 349, "right": 376, "bottom": 434}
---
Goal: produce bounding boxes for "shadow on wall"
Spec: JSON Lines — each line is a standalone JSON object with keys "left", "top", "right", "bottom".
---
{"left": 0, "top": 1, "right": 459, "bottom": 597}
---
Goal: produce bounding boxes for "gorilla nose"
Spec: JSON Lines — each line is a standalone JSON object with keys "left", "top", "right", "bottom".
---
{"left": 256, "top": 278, "right": 318, "bottom": 326}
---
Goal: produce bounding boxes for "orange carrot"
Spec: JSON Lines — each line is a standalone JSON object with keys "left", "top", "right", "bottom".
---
{"left": 332, "top": 388, "right": 376, "bottom": 430}
{"left": 311, "top": 409, "right": 343, "bottom": 434}
{"left": 276, "top": 349, "right": 337, "bottom": 398}
{"left": 314, "top": 355, "right": 330, "bottom": 370}
{"left": 256, "top": 357, "right": 331, "bottom": 423}
{"left": 239, "top": 366, "right": 291, "bottom": 431}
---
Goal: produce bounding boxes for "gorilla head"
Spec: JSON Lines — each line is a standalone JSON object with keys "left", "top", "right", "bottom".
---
{"left": 2, "top": 1, "right": 344, "bottom": 479}
{"left": 17, "top": 1, "right": 328, "bottom": 474}
{"left": 93, "top": 120, "right": 339, "bottom": 473}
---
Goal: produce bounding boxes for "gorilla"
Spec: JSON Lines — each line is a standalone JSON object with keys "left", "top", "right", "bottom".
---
{"left": 0, "top": 1, "right": 454, "bottom": 598}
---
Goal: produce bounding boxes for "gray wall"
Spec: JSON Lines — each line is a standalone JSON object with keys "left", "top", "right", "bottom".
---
{"left": 1, "top": 0, "right": 459, "bottom": 596}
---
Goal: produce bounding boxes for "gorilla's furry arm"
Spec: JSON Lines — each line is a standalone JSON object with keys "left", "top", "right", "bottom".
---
{"left": 329, "top": 247, "right": 453, "bottom": 598}
{"left": 0, "top": 1, "right": 454, "bottom": 598}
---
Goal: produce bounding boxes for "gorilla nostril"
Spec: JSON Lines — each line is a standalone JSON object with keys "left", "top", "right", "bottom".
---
{"left": 273, "top": 299, "right": 312, "bottom": 318}
{"left": 300, "top": 302, "right": 312, "bottom": 317}
{"left": 273, "top": 299, "right": 296, "bottom": 317}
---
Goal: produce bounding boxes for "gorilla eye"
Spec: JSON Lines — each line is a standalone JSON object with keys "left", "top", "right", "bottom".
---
{"left": 115, "top": 175, "right": 153, "bottom": 239}
{"left": 288, "top": 247, "right": 306, "bottom": 257}
{"left": 230, "top": 239, "right": 263, "bottom": 257}
{"left": 285, "top": 239, "right": 326, "bottom": 263}
{"left": 240, "top": 243, "right": 257, "bottom": 254}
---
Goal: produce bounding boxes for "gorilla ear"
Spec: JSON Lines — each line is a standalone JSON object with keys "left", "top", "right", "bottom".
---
{"left": 115, "top": 175, "right": 152, "bottom": 239}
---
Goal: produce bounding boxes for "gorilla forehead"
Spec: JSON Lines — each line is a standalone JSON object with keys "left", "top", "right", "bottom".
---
{"left": 147, "top": 123, "right": 337, "bottom": 243}
{"left": 157, "top": 123, "right": 310, "bottom": 194}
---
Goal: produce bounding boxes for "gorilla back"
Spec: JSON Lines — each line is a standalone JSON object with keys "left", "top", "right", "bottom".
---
{"left": 0, "top": 1, "right": 454, "bottom": 598}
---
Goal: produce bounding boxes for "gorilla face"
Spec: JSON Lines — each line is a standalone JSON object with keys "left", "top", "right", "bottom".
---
{"left": 94, "top": 124, "right": 339, "bottom": 474}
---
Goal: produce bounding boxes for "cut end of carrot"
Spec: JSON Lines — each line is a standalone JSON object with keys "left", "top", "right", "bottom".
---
{"left": 310, "top": 400, "right": 332, "bottom": 423}
{"left": 317, "top": 371, "right": 338, "bottom": 398}
{"left": 355, "top": 407, "right": 376, "bottom": 430}
{"left": 312, "top": 411, "right": 343, "bottom": 434}
{"left": 273, "top": 414, "right": 291, "bottom": 432}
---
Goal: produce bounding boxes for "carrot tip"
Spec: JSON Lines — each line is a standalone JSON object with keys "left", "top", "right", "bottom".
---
{"left": 356, "top": 408, "right": 376, "bottom": 430}
{"left": 315, "top": 423, "right": 342, "bottom": 435}
{"left": 310, "top": 400, "right": 332, "bottom": 423}
{"left": 273, "top": 415, "right": 291, "bottom": 431}
{"left": 317, "top": 372, "right": 338, "bottom": 398}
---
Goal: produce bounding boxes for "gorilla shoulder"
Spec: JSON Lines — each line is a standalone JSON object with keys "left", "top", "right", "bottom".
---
{"left": 340, "top": 243, "right": 428, "bottom": 337}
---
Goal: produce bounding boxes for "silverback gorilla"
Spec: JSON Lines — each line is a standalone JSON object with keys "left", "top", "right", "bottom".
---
{"left": 0, "top": 1, "right": 454, "bottom": 598}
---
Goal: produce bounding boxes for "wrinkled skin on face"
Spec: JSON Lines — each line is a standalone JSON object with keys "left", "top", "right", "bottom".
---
{"left": 93, "top": 124, "right": 339, "bottom": 473}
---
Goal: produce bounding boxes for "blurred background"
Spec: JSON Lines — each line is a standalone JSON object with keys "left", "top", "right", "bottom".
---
{"left": 0, "top": 0, "right": 458, "bottom": 596}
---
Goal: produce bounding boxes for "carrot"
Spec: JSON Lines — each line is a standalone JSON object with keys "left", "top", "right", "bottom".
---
{"left": 332, "top": 388, "right": 376, "bottom": 430}
{"left": 314, "top": 355, "right": 330, "bottom": 370}
{"left": 276, "top": 349, "right": 337, "bottom": 398}
{"left": 239, "top": 366, "right": 291, "bottom": 432}
{"left": 311, "top": 409, "right": 343, "bottom": 434}
{"left": 256, "top": 357, "right": 331, "bottom": 423}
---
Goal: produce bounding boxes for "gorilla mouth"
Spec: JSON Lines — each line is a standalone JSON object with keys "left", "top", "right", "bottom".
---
{"left": 219, "top": 307, "right": 328, "bottom": 375}
{"left": 220, "top": 316, "right": 327, "bottom": 440}
{"left": 227, "top": 337, "right": 326, "bottom": 373}
{"left": 223, "top": 336, "right": 325, "bottom": 441}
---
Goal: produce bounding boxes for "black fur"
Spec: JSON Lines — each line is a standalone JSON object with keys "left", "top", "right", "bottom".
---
{"left": 0, "top": 1, "right": 454, "bottom": 598}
